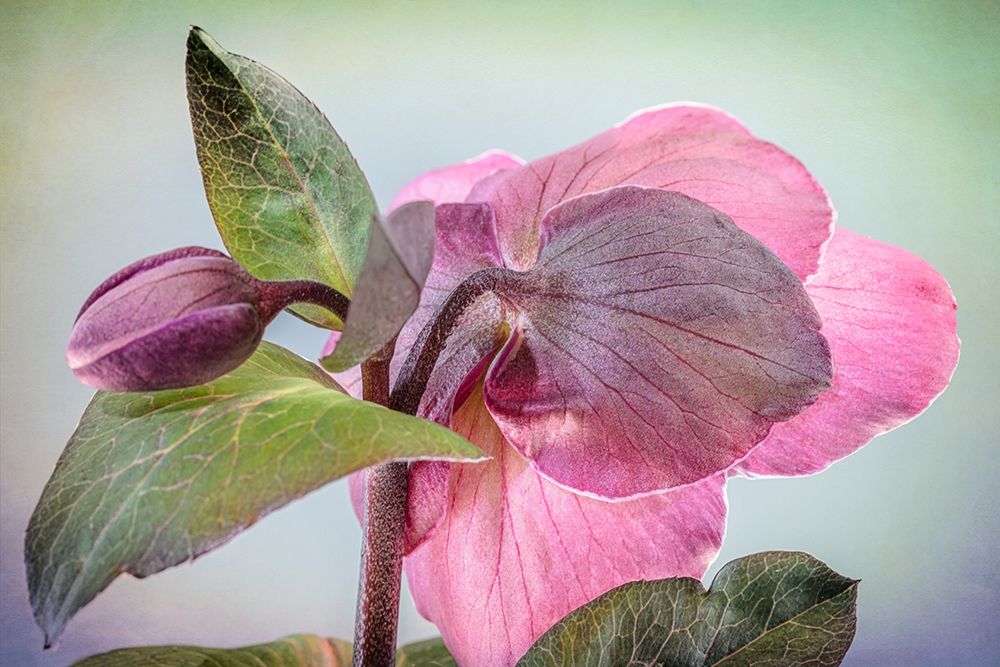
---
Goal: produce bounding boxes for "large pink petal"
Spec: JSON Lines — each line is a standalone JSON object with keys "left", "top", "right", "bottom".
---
{"left": 388, "top": 150, "right": 524, "bottom": 212}
{"left": 405, "top": 393, "right": 727, "bottom": 667}
{"left": 485, "top": 187, "right": 831, "bottom": 498}
{"left": 734, "top": 228, "right": 959, "bottom": 476}
{"left": 486, "top": 103, "right": 833, "bottom": 279}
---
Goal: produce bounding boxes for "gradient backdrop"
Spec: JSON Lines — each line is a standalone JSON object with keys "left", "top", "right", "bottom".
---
{"left": 2, "top": 2, "right": 998, "bottom": 665}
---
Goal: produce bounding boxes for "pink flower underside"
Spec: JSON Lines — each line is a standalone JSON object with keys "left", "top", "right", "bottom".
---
{"left": 336, "top": 106, "right": 958, "bottom": 666}
{"left": 340, "top": 152, "right": 522, "bottom": 553}
{"left": 404, "top": 392, "right": 728, "bottom": 667}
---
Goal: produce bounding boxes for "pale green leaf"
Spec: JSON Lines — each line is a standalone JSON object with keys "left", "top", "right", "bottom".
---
{"left": 396, "top": 638, "right": 457, "bottom": 667}
{"left": 72, "top": 635, "right": 461, "bottom": 666}
{"left": 186, "top": 27, "right": 378, "bottom": 328}
{"left": 26, "top": 342, "right": 483, "bottom": 646}
{"left": 323, "top": 201, "right": 436, "bottom": 372}
{"left": 72, "top": 634, "right": 353, "bottom": 666}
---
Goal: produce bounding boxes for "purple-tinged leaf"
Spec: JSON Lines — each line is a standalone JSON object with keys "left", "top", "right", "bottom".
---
{"left": 322, "top": 201, "right": 436, "bottom": 372}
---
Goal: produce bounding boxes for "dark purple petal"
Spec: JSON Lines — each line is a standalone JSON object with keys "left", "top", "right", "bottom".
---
{"left": 70, "top": 304, "right": 263, "bottom": 391}
{"left": 69, "top": 251, "right": 264, "bottom": 391}
{"left": 483, "top": 186, "right": 832, "bottom": 498}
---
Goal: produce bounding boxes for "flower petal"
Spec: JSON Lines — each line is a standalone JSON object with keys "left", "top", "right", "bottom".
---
{"left": 388, "top": 150, "right": 525, "bottom": 212}
{"left": 405, "top": 394, "right": 727, "bottom": 667}
{"left": 484, "top": 186, "right": 832, "bottom": 498}
{"left": 734, "top": 228, "right": 959, "bottom": 476}
{"left": 486, "top": 103, "right": 833, "bottom": 279}
{"left": 402, "top": 291, "right": 513, "bottom": 553}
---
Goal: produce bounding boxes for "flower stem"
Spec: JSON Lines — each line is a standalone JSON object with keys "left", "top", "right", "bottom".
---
{"left": 390, "top": 267, "right": 520, "bottom": 414}
{"left": 353, "top": 341, "right": 406, "bottom": 667}
{"left": 257, "top": 279, "right": 351, "bottom": 322}
{"left": 353, "top": 462, "right": 408, "bottom": 666}
{"left": 351, "top": 267, "right": 520, "bottom": 666}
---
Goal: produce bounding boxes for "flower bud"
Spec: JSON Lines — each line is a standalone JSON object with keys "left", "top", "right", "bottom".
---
{"left": 67, "top": 247, "right": 268, "bottom": 391}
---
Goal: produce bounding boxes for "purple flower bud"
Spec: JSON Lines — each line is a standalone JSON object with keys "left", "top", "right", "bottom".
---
{"left": 67, "top": 247, "right": 268, "bottom": 392}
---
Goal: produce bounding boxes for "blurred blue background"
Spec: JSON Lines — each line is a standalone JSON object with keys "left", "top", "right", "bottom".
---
{"left": 2, "top": 2, "right": 998, "bottom": 665}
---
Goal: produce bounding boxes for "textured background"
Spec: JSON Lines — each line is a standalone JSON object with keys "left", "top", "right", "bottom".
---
{"left": 2, "top": 2, "right": 998, "bottom": 665}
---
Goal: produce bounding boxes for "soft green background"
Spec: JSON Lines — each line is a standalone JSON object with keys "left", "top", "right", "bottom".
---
{"left": 1, "top": 1, "right": 997, "bottom": 665}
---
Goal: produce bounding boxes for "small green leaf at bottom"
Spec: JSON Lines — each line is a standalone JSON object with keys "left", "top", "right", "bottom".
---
{"left": 72, "top": 636, "right": 458, "bottom": 667}
{"left": 518, "top": 551, "right": 858, "bottom": 667}
{"left": 72, "top": 634, "right": 353, "bottom": 666}
{"left": 396, "top": 637, "right": 458, "bottom": 666}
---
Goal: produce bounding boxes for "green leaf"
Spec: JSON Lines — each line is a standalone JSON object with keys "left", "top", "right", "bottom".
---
{"left": 72, "top": 634, "right": 353, "bottom": 666}
{"left": 72, "top": 636, "right": 458, "bottom": 667}
{"left": 323, "top": 201, "right": 436, "bottom": 372}
{"left": 26, "top": 342, "right": 484, "bottom": 646}
{"left": 518, "top": 551, "right": 858, "bottom": 667}
{"left": 186, "top": 27, "right": 379, "bottom": 328}
{"left": 396, "top": 638, "right": 458, "bottom": 667}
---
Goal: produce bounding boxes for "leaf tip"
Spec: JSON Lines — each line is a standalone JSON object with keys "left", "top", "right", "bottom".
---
{"left": 186, "top": 25, "right": 224, "bottom": 58}
{"left": 29, "top": 579, "right": 66, "bottom": 650}
{"left": 40, "top": 620, "right": 62, "bottom": 651}
{"left": 319, "top": 351, "right": 353, "bottom": 374}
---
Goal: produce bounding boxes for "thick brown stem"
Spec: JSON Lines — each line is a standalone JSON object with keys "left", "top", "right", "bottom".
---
{"left": 390, "top": 267, "right": 520, "bottom": 414}
{"left": 353, "top": 341, "right": 406, "bottom": 667}
{"left": 352, "top": 461, "right": 408, "bottom": 666}
{"left": 351, "top": 267, "right": 521, "bottom": 666}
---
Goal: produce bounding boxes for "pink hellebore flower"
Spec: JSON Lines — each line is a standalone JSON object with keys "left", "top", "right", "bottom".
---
{"left": 333, "top": 104, "right": 959, "bottom": 666}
